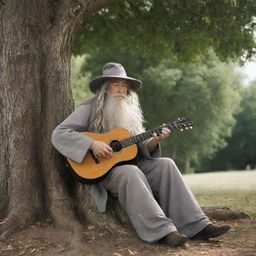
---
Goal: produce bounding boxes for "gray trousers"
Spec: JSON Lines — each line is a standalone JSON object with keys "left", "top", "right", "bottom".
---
{"left": 100, "top": 157, "right": 210, "bottom": 243}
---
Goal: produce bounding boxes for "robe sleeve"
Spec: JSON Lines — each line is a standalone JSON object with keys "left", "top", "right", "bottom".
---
{"left": 137, "top": 139, "right": 161, "bottom": 160}
{"left": 51, "top": 103, "right": 94, "bottom": 163}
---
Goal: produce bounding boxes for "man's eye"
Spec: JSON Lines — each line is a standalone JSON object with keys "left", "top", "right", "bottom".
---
{"left": 112, "top": 83, "right": 128, "bottom": 87}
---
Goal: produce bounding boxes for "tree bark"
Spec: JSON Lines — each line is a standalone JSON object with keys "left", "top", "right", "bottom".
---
{"left": 0, "top": 0, "right": 122, "bottom": 241}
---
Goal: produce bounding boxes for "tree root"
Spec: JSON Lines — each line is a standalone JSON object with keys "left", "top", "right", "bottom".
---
{"left": 202, "top": 207, "right": 252, "bottom": 221}
{"left": 0, "top": 212, "right": 37, "bottom": 241}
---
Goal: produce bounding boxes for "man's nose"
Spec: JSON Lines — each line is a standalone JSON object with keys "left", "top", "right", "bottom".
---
{"left": 118, "top": 85, "right": 125, "bottom": 93}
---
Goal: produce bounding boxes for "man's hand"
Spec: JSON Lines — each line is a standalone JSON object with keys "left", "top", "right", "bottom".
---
{"left": 90, "top": 140, "right": 113, "bottom": 158}
{"left": 148, "top": 124, "right": 171, "bottom": 152}
{"left": 152, "top": 126, "right": 171, "bottom": 142}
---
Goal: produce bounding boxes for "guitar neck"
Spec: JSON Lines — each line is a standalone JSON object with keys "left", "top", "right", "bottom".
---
{"left": 121, "top": 123, "right": 178, "bottom": 147}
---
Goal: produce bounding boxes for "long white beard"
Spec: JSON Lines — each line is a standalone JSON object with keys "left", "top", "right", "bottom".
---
{"left": 102, "top": 92, "right": 145, "bottom": 135}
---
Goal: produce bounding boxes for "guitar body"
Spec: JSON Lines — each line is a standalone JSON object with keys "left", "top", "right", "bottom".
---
{"left": 66, "top": 118, "right": 193, "bottom": 183}
{"left": 67, "top": 127, "right": 138, "bottom": 182}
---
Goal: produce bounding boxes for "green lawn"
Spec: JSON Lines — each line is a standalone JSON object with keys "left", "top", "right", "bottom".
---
{"left": 183, "top": 170, "right": 256, "bottom": 219}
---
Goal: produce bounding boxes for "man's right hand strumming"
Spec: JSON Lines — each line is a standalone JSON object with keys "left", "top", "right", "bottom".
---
{"left": 90, "top": 140, "right": 113, "bottom": 159}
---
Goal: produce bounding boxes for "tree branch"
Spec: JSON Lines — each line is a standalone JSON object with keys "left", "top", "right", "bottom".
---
{"left": 50, "top": 0, "right": 118, "bottom": 37}
{"left": 85, "top": 0, "right": 120, "bottom": 15}
{"left": 53, "top": 0, "right": 120, "bottom": 30}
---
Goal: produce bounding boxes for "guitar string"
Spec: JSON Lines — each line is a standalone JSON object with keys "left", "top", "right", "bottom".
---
{"left": 120, "top": 120, "right": 192, "bottom": 147}
{"left": 121, "top": 124, "right": 176, "bottom": 147}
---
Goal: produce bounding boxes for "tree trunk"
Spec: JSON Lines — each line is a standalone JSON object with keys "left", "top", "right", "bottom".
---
{"left": 202, "top": 207, "right": 251, "bottom": 221}
{"left": 0, "top": 0, "right": 123, "bottom": 241}
{"left": 184, "top": 157, "right": 190, "bottom": 174}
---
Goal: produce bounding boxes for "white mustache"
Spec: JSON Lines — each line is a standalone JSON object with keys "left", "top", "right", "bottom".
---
{"left": 112, "top": 93, "right": 126, "bottom": 98}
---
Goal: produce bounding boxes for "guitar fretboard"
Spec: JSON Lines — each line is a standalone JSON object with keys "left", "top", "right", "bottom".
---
{"left": 121, "top": 123, "right": 177, "bottom": 147}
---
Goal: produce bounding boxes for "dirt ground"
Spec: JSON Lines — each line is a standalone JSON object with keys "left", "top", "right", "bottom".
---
{"left": 0, "top": 218, "right": 255, "bottom": 256}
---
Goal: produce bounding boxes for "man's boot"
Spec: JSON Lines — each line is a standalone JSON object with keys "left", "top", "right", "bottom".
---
{"left": 161, "top": 231, "right": 188, "bottom": 247}
{"left": 191, "top": 224, "right": 231, "bottom": 240}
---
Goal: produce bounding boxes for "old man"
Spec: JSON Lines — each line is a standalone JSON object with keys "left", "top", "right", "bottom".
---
{"left": 51, "top": 62, "right": 230, "bottom": 247}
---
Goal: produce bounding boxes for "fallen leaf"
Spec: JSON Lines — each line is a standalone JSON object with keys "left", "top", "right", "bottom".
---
{"left": 30, "top": 248, "right": 36, "bottom": 254}
{"left": 56, "top": 247, "right": 65, "bottom": 253}
{"left": 2, "top": 245, "right": 14, "bottom": 251}
{"left": 128, "top": 249, "right": 137, "bottom": 255}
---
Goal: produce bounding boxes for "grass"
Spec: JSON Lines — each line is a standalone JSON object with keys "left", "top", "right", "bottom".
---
{"left": 183, "top": 170, "right": 256, "bottom": 219}
{"left": 192, "top": 189, "right": 256, "bottom": 219}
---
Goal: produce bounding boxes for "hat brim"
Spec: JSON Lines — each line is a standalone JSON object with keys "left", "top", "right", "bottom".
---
{"left": 89, "top": 75, "right": 142, "bottom": 93}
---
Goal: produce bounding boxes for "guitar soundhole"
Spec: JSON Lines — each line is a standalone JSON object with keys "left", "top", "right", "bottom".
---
{"left": 109, "top": 140, "right": 123, "bottom": 152}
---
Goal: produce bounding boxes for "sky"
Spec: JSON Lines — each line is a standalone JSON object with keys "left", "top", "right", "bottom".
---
{"left": 236, "top": 61, "right": 256, "bottom": 86}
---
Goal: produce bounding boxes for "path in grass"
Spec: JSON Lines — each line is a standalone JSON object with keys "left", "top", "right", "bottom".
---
{"left": 184, "top": 170, "right": 256, "bottom": 190}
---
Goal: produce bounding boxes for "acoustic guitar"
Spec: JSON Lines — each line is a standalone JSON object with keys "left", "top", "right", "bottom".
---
{"left": 67, "top": 118, "right": 193, "bottom": 183}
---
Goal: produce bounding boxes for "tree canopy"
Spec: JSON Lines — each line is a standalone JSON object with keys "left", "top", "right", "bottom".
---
{"left": 73, "top": 0, "right": 256, "bottom": 62}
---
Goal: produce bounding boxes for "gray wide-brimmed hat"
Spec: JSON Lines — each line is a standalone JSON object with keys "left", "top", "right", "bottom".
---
{"left": 89, "top": 62, "right": 142, "bottom": 93}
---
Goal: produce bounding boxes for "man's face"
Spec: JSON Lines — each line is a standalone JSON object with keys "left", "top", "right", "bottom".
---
{"left": 107, "top": 78, "right": 129, "bottom": 99}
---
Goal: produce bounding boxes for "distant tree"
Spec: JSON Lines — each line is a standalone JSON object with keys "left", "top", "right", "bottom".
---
{"left": 71, "top": 55, "right": 93, "bottom": 106}
{"left": 80, "top": 47, "right": 157, "bottom": 78}
{"left": 139, "top": 54, "right": 241, "bottom": 172}
{"left": 202, "top": 82, "right": 256, "bottom": 171}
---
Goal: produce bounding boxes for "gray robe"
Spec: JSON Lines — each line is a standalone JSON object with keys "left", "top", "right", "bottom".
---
{"left": 51, "top": 97, "right": 210, "bottom": 242}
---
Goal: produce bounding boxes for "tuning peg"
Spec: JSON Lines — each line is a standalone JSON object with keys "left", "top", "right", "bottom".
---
{"left": 190, "top": 126, "right": 193, "bottom": 129}
{"left": 186, "top": 127, "right": 189, "bottom": 130}
{"left": 180, "top": 129, "right": 183, "bottom": 132}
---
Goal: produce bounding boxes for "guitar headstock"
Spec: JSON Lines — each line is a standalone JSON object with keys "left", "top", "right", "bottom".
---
{"left": 174, "top": 118, "right": 193, "bottom": 131}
